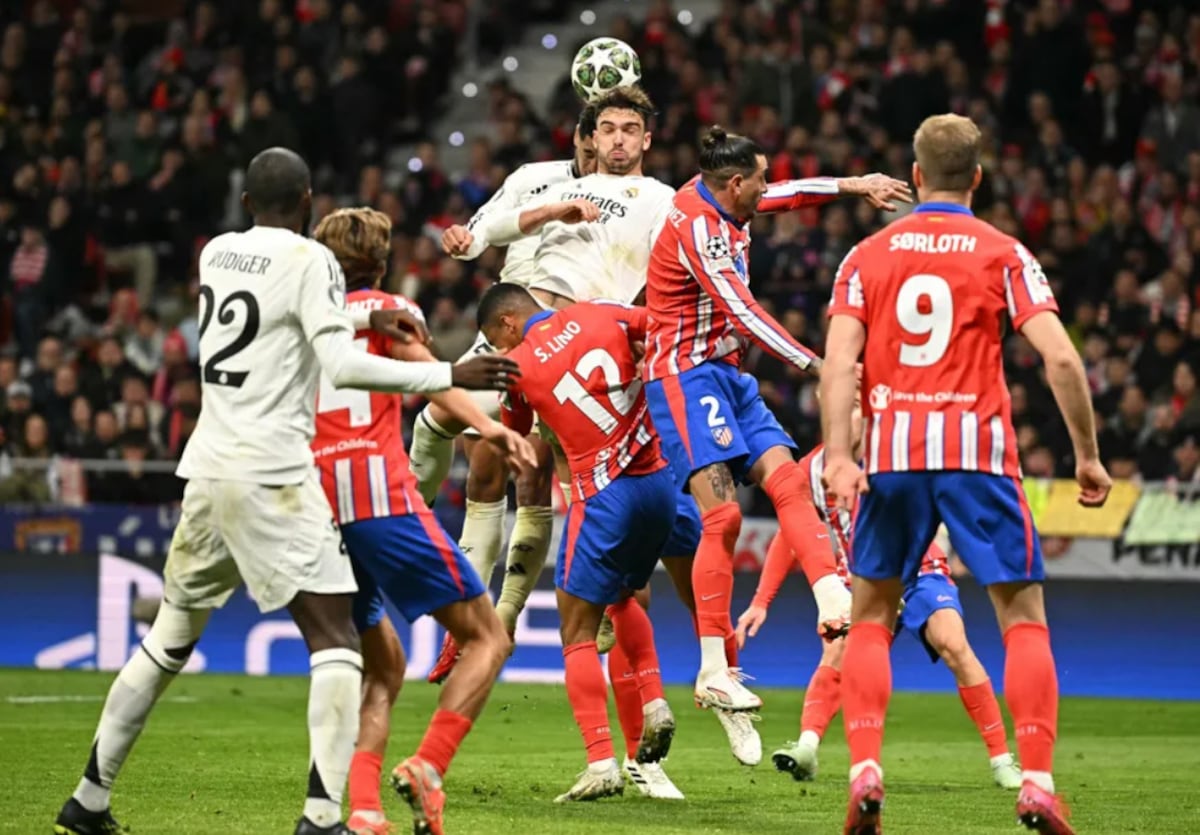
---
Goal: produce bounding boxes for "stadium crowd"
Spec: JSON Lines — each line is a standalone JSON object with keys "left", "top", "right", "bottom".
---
{"left": 0, "top": 0, "right": 1198, "bottom": 506}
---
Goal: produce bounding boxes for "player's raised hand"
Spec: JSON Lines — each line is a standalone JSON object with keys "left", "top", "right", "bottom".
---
{"left": 735, "top": 604, "right": 768, "bottom": 648}
{"left": 1075, "top": 458, "right": 1112, "bottom": 507}
{"left": 553, "top": 198, "right": 601, "bottom": 225}
{"left": 441, "top": 224, "right": 474, "bottom": 256}
{"left": 480, "top": 422, "right": 539, "bottom": 477}
{"left": 369, "top": 308, "right": 431, "bottom": 345}
{"left": 822, "top": 455, "right": 868, "bottom": 511}
{"left": 843, "top": 173, "right": 913, "bottom": 212}
{"left": 452, "top": 354, "right": 521, "bottom": 391}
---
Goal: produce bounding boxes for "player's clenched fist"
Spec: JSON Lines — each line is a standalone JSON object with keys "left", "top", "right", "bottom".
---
{"left": 550, "top": 198, "right": 601, "bottom": 224}
{"left": 452, "top": 354, "right": 521, "bottom": 391}
{"left": 821, "top": 454, "right": 869, "bottom": 512}
{"left": 1075, "top": 458, "right": 1112, "bottom": 507}
{"left": 441, "top": 224, "right": 474, "bottom": 256}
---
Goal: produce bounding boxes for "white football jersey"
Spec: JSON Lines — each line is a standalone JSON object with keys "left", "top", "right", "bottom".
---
{"left": 179, "top": 226, "right": 354, "bottom": 485}
{"left": 530, "top": 173, "right": 676, "bottom": 303}
{"left": 459, "top": 159, "right": 577, "bottom": 287}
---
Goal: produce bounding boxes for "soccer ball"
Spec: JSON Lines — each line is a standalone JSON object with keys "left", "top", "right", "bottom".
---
{"left": 571, "top": 38, "right": 642, "bottom": 102}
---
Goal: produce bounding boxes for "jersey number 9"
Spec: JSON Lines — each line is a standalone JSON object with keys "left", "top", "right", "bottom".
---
{"left": 895, "top": 273, "right": 952, "bottom": 367}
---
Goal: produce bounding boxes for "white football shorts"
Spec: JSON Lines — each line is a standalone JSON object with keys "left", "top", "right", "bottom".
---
{"left": 163, "top": 474, "right": 356, "bottom": 613}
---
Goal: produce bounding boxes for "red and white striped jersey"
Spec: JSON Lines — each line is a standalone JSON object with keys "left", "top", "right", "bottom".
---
{"left": 501, "top": 301, "right": 663, "bottom": 502}
{"left": 800, "top": 444, "right": 950, "bottom": 581}
{"left": 312, "top": 289, "right": 427, "bottom": 524}
{"left": 644, "top": 176, "right": 832, "bottom": 381}
{"left": 828, "top": 203, "right": 1059, "bottom": 478}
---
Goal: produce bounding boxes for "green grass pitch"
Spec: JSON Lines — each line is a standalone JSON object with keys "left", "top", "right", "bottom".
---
{"left": 2, "top": 670, "right": 1197, "bottom": 833}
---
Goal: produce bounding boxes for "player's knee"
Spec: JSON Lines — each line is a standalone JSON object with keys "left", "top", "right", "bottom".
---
{"left": 821, "top": 636, "right": 846, "bottom": 669}
{"left": 933, "top": 631, "right": 973, "bottom": 671}
{"left": 515, "top": 441, "right": 555, "bottom": 506}
{"left": 701, "top": 501, "right": 742, "bottom": 550}
{"left": 466, "top": 449, "right": 508, "bottom": 503}
{"left": 143, "top": 603, "right": 210, "bottom": 673}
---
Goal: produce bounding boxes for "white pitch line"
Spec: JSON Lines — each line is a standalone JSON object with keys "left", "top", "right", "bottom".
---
{"left": 4, "top": 695, "right": 199, "bottom": 705}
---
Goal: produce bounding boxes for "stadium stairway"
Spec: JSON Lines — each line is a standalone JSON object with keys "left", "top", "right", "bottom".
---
{"left": 405, "top": 0, "right": 722, "bottom": 175}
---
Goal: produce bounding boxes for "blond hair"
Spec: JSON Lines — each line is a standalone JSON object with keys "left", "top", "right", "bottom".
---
{"left": 312, "top": 207, "right": 392, "bottom": 289}
{"left": 913, "top": 114, "right": 982, "bottom": 192}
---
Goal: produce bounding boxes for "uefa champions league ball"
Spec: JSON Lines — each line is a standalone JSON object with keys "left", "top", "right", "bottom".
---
{"left": 571, "top": 38, "right": 642, "bottom": 102}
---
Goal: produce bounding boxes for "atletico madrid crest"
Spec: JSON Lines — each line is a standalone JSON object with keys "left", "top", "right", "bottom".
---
{"left": 711, "top": 426, "right": 733, "bottom": 448}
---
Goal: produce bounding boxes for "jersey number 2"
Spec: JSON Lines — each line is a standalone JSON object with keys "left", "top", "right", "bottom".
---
{"left": 552, "top": 348, "right": 641, "bottom": 433}
{"left": 895, "top": 273, "right": 952, "bottom": 367}
{"left": 198, "top": 286, "right": 261, "bottom": 387}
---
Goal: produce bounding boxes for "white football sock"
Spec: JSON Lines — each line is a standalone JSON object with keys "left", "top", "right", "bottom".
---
{"left": 1023, "top": 770, "right": 1054, "bottom": 793}
{"left": 799, "top": 730, "right": 822, "bottom": 750}
{"left": 459, "top": 498, "right": 508, "bottom": 585}
{"left": 849, "top": 759, "right": 883, "bottom": 783}
{"left": 73, "top": 604, "right": 209, "bottom": 812}
{"left": 496, "top": 505, "right": 554, "bottom": 631}
{"left": 303, "top": 648, "right": 363, "bottom": 827}
{"left": 410, "top": 408, "right": 457, "bottom": 506}
{"left": 699, "top": 637, "right": 727, "bottom": 675}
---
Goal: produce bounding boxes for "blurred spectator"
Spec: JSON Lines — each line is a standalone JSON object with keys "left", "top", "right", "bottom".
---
{"left": 7, "top": 226, "right": 60, "bottom": 360}
{"left": 0, "top": 412, "right": 54, "bottom": 502}
{"left": 125, "top": 311, "right": 165, "bottom": 378}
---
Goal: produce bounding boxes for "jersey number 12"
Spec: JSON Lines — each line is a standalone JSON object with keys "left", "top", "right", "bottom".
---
{"left": 552, "top": 348, "right": 641, "bottom": 433}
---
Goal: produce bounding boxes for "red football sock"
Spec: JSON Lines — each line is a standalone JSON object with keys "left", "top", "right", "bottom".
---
{"left": 415, "top": 708, "right": 473, "bottom": 777}
{"left": 958, "top": 679, "right": 1009, "bottom": 758}
{"left": 763, "top": 463, "right": 838, "bottom": 587}
{"left": 608, "top": 598, "right": 665, "bottom": 704}
{"left": 801, "top": 664, "right": 842, "bottom": 738}
{"left": 841, "top": 622, "right": 893, "bottom": 767}
{"left": 693, "top": 502, "right": 741, "bottom": 638}
{"left": 607, "top": 644, "right": 642, "bottom": 759}
{"left": 348, "top": 750, "right": 383, "bottom": 812}
{"left": 563, "top": 641, "right": 615, "bottom": 763}
{"left": 1003, "top": 622, "right": 1058, "bottom": 773}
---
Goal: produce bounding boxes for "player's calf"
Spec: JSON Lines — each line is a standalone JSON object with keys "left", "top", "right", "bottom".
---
{"left": 350, "top": 617, "right": 406, "bottom": 832}
{"left": 289, "top": 591, "right": 364, "bottom": 831}
{"left": 58, "top": 602, "right": 210, "bottom": 832}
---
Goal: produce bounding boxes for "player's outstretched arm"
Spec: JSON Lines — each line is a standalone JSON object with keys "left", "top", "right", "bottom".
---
{"left": 1019, "top": 311, "right": 1112, "bottom": 507}
{"left": 393, "top": 340, "right": 537, "bottom": 475}
{"left": 755, "top": 175, "right": 911, "bottom": 215}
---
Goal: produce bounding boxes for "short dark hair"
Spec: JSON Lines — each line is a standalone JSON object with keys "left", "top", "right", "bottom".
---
{"left": 699, "top": 125, "right": 764, "bottom": 188}
{"left": 591, "top": 85, "right": 655, "bottom": 126}
{"left": 476, "top": 282, "right": 538, "bottom": 330}
{"left": 244, "top": 147, "right": 311, "bottom": 215}
{"left": 577, "top": 102, "right": 598, "bottom": 137}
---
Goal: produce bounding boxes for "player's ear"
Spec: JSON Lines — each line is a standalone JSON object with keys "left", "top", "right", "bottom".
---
{"left": 971, "top": 164, "right": 982, "bottom": 191}
{"left": 911, "top": 162, "right": 922, "bottom": 191}
{"left": 240, "top": 191, "right": 251, "bottom": 215}
{"left": 641, "top": 131, "right": 651, "bottom": 151}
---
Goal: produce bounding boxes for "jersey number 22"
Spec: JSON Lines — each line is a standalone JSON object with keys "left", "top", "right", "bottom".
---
{"left": 198, "top": 286, "right": 261, "bottom": 387}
